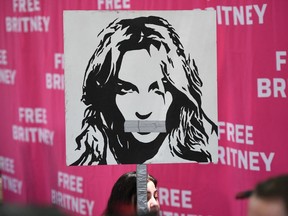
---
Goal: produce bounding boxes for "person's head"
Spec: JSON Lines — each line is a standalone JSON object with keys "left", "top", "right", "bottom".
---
{"left": 75, "top": 15, "right": 217, "bottom": 164}
{"left": 237, "top": 174, "right": 288, "bottom": 216}
{"left": 103, "top": 171, "right": 160, "bottom": 216}
{"left": 248, "top": 175, "right": 288, "bottom": 216}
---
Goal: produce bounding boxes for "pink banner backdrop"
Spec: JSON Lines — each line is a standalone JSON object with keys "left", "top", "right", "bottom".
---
{"left": 0, "top": 0, "right": 287, "bottom": 215}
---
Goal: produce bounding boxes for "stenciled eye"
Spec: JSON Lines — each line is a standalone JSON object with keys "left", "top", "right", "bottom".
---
{"left": 116, "top": 79, "right": 139, "bottom": 95}
{"left": 148, "top": 81, "right": 164, "bottom": 97}
{"left": 154, "top": 90, "right": 164, "bottom": 96}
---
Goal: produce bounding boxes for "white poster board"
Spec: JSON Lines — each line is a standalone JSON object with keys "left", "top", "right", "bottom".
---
{"left": 64, "top": 10, "right": 218, "bottom": 165}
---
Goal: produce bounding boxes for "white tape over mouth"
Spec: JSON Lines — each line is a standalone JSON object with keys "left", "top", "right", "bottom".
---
{"left": 124, "top": 121, "right": 166, "bottom": 133}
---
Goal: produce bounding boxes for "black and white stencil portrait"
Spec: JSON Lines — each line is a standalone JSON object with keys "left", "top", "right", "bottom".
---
{"left": 64, "top": 11, "right": 218, "bottom": 165}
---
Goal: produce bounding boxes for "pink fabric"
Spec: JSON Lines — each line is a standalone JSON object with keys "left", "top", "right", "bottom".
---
{"left": 0, "top": 0, "right": 287, "bottom": 215}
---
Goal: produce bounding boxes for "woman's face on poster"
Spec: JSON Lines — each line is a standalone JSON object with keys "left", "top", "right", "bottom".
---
{"left": 115, "top": 48, "right": 173, "bottom": 143}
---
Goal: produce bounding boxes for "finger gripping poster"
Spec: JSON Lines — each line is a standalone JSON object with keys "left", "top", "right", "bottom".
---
{"left": 64, "top": 10, "right": 218, "bottom": 165}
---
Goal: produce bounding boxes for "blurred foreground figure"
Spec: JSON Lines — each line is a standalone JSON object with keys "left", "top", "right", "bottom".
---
{"left": 237, "top": 174, "right": 288, "bottom": 216}
{"left": 102, "top": 171, "right": 160, "bottom": 216}
{"left": 0, "top": 204, "right": 67, "bottom": 216}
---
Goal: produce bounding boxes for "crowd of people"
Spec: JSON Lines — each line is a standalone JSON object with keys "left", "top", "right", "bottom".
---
{"left": 0, "top": 171, "right": 287, "bottom": 215}
{"left": 103, "top": 172, "right": 288, "bottom": 216}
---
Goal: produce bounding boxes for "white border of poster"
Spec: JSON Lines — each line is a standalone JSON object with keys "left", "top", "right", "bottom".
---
{"left": 64, "top": 10, "right": 218, "bottom": 165}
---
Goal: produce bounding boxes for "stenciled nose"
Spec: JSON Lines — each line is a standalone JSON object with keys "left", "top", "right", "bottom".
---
{"left": 135, "top": 112, "right": 152, "bottom": 120}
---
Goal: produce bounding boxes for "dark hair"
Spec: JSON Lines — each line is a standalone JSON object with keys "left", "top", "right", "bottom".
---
{"left": 103, "top": 171, "right": 157, "bottom": 216}
{"left": 254, "top": 174, "right": 288, "bottom": 213}
{"left": 236, "top": 174, "right": 288, "bottom": 214}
